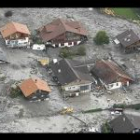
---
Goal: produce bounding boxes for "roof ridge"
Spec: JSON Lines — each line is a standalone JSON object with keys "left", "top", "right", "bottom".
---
{"left": 102, "top": 59, "right": 131, "bottom": 80}
{"left": 65, "top": 59, "right": 80, "bottom": 80}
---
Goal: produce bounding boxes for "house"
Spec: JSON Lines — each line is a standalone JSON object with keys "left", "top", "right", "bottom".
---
{"left": 38, "top": 18, "right": 88, "bottom": 48}
{"left": 50, "top": 59, "right": 93, "bottom": 97}
{"left": 19, "top": 77, "right": 51, "bottom": 101}
{"left": 114, "top": 29, "right": 140, "bottom": 53}
{"left": 0, "top": 47, "right": 9, "bottom": 63}
{"left": 109, "top": 113, "right": 140, "bottom": 133}
{"left": 91, "top": 59, "right": 134, "bottom": 90}
{"left": 0, "top": 21, "right": 31, "bottom": 48}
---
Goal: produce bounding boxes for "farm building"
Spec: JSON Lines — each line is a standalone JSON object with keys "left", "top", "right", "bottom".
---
{"left": 91, "top": 59, "right": 134, "bottom": 90}
{"left": 50, "top": 58, "right": 93, "bottom": 97}
{"left": 19, "top": 77, "right": 51, "bottom": 101}
{"left": 0, "top": 21, "right": 31, "bottom": 48}
{"left": 38, "top": 18, "right": 88, "bottom": 48}
{"left": 114, "top": 29, "right": 140, "bottom": 53}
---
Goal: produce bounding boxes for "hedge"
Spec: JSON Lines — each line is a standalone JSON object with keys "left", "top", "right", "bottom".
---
{"left": 83, "top": 108, "right": 103, "bottom": 113}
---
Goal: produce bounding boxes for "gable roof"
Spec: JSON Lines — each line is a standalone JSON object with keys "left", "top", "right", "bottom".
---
{"left": 116, "top": 29, "right": 140, "bottom": 48}
{"left": 109, "top": 114, "right": 140, "bottom": 133}
{"left": 38, "top": 18, "right": 87, "bottom": 42}
{"left": 50, "top": 59, "right": 93, "bottom": 85}
{"left": 19, "top": 78, "right": 51, "bottom": 97}
{"left": 0, "top": 21, "right": 30, "bottom": 38}
{"left": 91, "top": 59, "right": 133, "bottom": 84}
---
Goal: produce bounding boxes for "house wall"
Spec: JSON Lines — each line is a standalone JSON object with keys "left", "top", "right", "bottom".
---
{"left": 46, "top": 32, "right": 87, "bottom": 48}
{"left": 105, "top": 82, "right": 122, "bottom": 90}
{"left": 98, "top": 77, "right": 130, "bottom": 90}
{"left": 27, "top": 90, "right": 49, "bottom": 101}
{"left": 6, "top": 32, "right": 29, "bottom": 40}
{"left": 62, "top": 82, "right": 92, "bottom": 93}
{"left": 5, "top": 37, "right": 30, "bottom": 48}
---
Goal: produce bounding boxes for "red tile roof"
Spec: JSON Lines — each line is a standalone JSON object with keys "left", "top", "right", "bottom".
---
{"left": 19, "top": 78, "right": 51, "bottom": 97}
{"left": 0, "top": 21, "right": 30, "bottom": 38}
{"left": 39, "top": 18, "right": 88, "bottom": 42}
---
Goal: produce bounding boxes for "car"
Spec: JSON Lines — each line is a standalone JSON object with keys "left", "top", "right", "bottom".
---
{"left": 111, "top": 111, "right": 122, "bottom": 115}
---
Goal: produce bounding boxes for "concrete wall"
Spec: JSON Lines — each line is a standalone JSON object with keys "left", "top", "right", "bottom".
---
{"left": 46, "top": 40, "right": 81, "bottom": 48}
{"left": 63, "top": 83, "right": 92, "bottom": 93}
{"left": 106, "top": 82, "right": 122, "bottom": 90}
{"left": 5, "top": 37, "right": 30, "bottom": 47}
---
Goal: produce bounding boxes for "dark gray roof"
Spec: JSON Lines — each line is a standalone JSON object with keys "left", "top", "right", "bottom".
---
{"left": 50, "top": 59, "right": 93, "bottom": 85}
{"left": 116, "top": 29, "right": 140, "bottom": 48}
{"left": 109, "top": 114, "right": 140, "bottom": 133}
{"left": 0, "top": 48, "right": 8, "bottom": 63}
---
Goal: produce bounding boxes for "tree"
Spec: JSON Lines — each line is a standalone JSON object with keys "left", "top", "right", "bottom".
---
{"left": 76, "top": 46, "right": 86, "bottom": 56}
{"left": 4, "top": 11, "right": 13, "bottom": 17}
{"left": 59, "top": 48, "right": 73, "bottom": 58}
{"left": 94, "top": 31, "right": 109, "bottom": 45}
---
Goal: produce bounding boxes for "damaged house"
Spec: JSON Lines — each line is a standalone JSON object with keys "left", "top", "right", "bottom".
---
{"left": 19, "top": 77, "right": 51, "bottom": 101}
{"left": 50, "top": 59, "right": 93, "bottom": 97}
{"left": 109, "top": 113, "right": 140, "bottom": 133}
{"left": 38, "top": 18, "right": 88, "bottom": 48}
{"left": 91, "top": 59, "right": 134, "bottom": 90}
{"left": 114, "top": 29, "right": 140, "bottom": 53}
{"left": 0, "top": 21, "right": 31, "bottom": 48}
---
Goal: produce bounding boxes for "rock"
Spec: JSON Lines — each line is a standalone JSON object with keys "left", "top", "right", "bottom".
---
{"left": 11, "top": 84, "right": 17, "bottom": 89}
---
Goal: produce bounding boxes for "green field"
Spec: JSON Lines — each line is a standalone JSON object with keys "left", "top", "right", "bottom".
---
{"left": 111, "top": 8, "right": 139, "bottom": 20}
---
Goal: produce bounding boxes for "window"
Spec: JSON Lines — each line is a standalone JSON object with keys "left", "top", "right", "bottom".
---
{"left": 61, "top": 43, "right": 64, "bottom": 46}
{"left": 109, "top": 84, "right": 113, "bottom": 88}
{"left": 68, "top": 87, "right": 71, "bottom": 89}
{"left": 116, "top": 83, "right": 118, "bottom": 86}
{"left": 68, "top": 42, "right": 72, "bottom": 45}
{"left": 80, "top": 85, "right": 89, "bottom": 91}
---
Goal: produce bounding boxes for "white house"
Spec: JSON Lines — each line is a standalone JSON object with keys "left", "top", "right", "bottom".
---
{"left": 50, "top": 59, "right": 93, "bottom": 97}
{"left": 0, "top": 21, "right": 31, "bottom": 48}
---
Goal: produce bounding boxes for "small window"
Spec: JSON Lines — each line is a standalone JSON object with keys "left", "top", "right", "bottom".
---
{"left": 68, "top": 42, "right": 72, "bottom": 45}
{"left": 61, "top": 43, "right": 64, "bottom": 46}
{"left": 109, "top": 84, "right": 113, "bottom": 88}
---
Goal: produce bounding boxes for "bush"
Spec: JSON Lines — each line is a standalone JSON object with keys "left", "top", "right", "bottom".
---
{"left": 10, "top": 87, "right": 22, "bottom": 98}
{"left": 4, "top": 11, "right": 13, "bottom": 17}
{"left": 101, "top": 122, "right": 112, "bottom": 133}
{"left": 94, "top": 31, "right": 109, "bottom": 45}
{"left": 113, "top": 103, "right": 140, "bottom": 110}
{"left": 113, "top": 103, "right": 127, "bottom": 109}
{"left": 83, "top": 108, "right": 102, "bottom": 113}
{"left": 76, "top": 46, "right": 86, "bottom": 56}
{"left": 59, "top": 48, "right": 73, "bottom": 58}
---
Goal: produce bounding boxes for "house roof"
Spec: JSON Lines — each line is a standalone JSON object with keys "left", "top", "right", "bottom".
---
{"left": 109, "top": 114, "right": 140, "bottom": 133}
{"left": 91, "top": 59, "right": 133, "bottom": 84}
{"left": 116, "top": 29, "right": 140, "bottom": 48}
{"left": 50, "top": 59, "right": 93, "bottom": 85}
{"left": 38, "top": 18, "right": 87, "bottom": 42}
{"left": 0, "top": 21, "right": 30, "bottom": 38}
{"left": 19, "top": 78, "right": 51, "bottom": 97}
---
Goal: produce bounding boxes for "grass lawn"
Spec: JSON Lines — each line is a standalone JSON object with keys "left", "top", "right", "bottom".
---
{"left": 110, "top": 8, "right": 139, "bottom": 20}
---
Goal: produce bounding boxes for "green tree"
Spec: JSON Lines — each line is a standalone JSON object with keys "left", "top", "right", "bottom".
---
{"left": 59, "top": 48, "right": 73, "bottom": 58}
{"left": 76, "top": 46, "right": 86, "bottom": 56}
{"left": 94, "top": 31, "right": 109, "bottom": 45}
